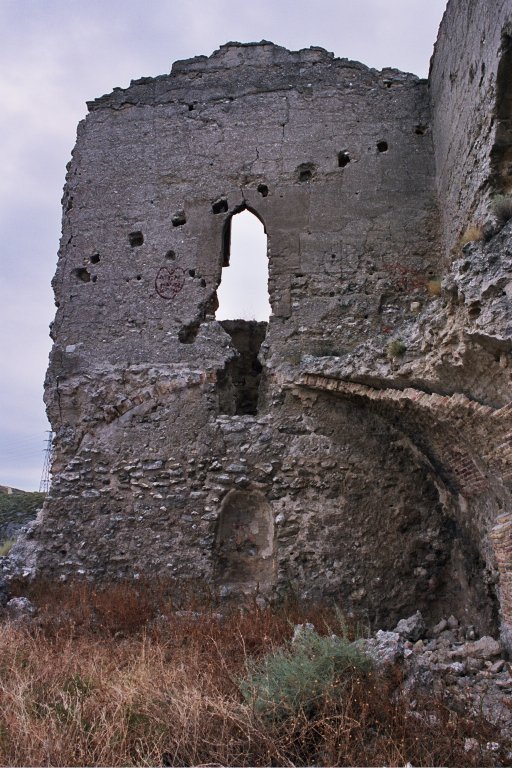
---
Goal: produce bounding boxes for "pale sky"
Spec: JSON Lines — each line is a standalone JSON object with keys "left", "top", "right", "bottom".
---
{"left": 216, "top": 211, "right": 272, "bottom": 322}
{"left": 0, "top": 0, "right": 447, "bottom": 490}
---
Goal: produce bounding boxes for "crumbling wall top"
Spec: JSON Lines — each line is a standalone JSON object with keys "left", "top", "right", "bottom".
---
{"left": 87, "top": 41, "right": 423, "bottom": 112}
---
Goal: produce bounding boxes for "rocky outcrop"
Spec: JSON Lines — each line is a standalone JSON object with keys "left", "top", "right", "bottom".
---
{"left": 354, "top": 611, "right": 512, "bottom": 746}
{"left": 299, "top": 217, "right": 512, "bottom": 647}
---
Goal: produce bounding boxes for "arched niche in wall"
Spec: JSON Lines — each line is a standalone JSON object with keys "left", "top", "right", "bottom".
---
{"left": 214, "top": 488, "right": 275, "bottom": 595}
{"left": 216, "top": 205, "right": 271, "bottom": 415}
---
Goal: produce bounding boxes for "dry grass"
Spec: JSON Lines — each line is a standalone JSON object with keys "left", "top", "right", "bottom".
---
{"left": 451, "top": 222, "right": 486, "bottom": 260}
{"left": 426, "top": 278, "right": 442, "bottom": 296}
{"left": 0, "top": 581, "right": 507, "bottom": 766}
{"left": 459, "top": 224, "right": 485, "bottom": 246}
{"left": 0, "top": 540, "right": 14, "bottom": 557}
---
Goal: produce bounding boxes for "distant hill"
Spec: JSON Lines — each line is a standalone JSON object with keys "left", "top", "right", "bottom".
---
{"left": 0, "top": 485, "right": 27, "bottom": 496}
{"left": 0, "top": 488, "right": 46, "bottom": 543}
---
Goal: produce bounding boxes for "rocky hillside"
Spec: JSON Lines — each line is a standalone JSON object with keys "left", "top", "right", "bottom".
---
{"left": 0, "top": 487, "right": 45, "bottom": 544}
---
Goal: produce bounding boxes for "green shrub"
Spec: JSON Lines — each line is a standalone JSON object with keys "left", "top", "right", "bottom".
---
{"left": 491, "top": 194, "right": 512, "bottom": 227}
{"left": 0, "top": 539, "right": 15, "bottom": 557}
{"left": 386, "top": 339, "right": 407, "bottom": 358}
{"left": 239, "top": 627, "right": 372, "bottom": 721}
{"left": 0, "top": 491, "right": 45, "bottom": 523}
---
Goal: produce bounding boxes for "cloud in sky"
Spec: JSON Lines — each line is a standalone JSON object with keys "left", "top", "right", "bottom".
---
{"left": 0, "top": 0, "right": 447, "bottom": 490}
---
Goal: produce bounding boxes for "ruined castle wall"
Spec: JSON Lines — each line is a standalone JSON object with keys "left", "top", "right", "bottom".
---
{"left": 427, "top": 1, "right": 512, "bottom": 644}
{"left": 13, "top": 19, "right": 508, "bottom": 640}
{"left": 430, "top": 0, "right": 512, "bottom": 253}
{"left": 23, "top": 42, "right": 468, "bottom": 629}
{"left": 47, "top": 41, "right": 441, "bottom": 460}
{"left": 53, "top": 43, "right": 439, "bottom": 374}
{"left": 38, "top": 384, "right": 470, "bottom": 628}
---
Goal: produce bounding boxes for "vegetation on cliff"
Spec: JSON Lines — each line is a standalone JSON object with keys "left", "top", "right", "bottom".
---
{"left": 0, "top": 488, "right": 44, "bottom": 547}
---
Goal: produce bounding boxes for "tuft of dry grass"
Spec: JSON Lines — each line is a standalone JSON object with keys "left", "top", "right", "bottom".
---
{"left": 452, "top": 221, "right": 488, "bottom": 260}
{"left": 0, "top": 581, "right": 508, "bottom": 766}
{"left": 459, "top": 224, "right": 485, "bottom": 246}
{"left": 0, "top": 539, "right": 14, "bottom": 557}
{"left": 426, "top": 278, "right": 442, "bottom": 296}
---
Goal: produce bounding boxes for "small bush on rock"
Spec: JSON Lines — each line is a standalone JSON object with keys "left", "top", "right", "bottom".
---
{"left": 387, "top": 339, "right": 407, "bottom": 358}
{"left": 427, "top": 278, "right": 442, "bottom": 295}
{"left": 0, "top": 539, "right": 14, "bottom": 557}
{"left": 491, "top": 193, "right": 512, "bottom": 227}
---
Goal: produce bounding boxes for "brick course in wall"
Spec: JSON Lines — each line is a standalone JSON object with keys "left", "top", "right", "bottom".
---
{"left": 300, "top": 372, "right": 512, "bottom": 642}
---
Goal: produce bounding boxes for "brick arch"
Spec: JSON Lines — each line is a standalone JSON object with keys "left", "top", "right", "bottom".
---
{"left": 299, "top": 374, "right": 512, "bottom": 646}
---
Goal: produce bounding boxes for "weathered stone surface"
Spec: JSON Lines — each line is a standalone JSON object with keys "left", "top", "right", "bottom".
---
{"left": 430, "top": 0, "right": 512, "bottom": 252}
{"left": 432, "top": 618, "right": 448, "bottom": 636}
{"left": 5, "top": 597, "right": 36, "bottom": 621}
{"left": 400, "top": 616, "right": 512, "bottom": 738}
{"left": 358, "top": 630, "right": 404, "bottom": 670}
{"left": 7, "top": 0, "right": 512, "bottom": 649}
{"left": 394, "top": 611, "right": 426, "bottom": 642}
{"left": 462, "top": 636, "right": 503, "bottom": 660}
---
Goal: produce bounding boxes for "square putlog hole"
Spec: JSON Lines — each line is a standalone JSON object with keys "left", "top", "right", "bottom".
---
{"left": 172, "top": 211, "right": 187, "bottom": 227}
{"left": 128, "top": 231, "right": 144, "bottom": 247}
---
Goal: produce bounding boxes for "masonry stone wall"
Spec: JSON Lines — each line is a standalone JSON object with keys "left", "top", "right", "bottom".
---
{"left": 430, "top": 0, "right": 512, "bottom": 253}
{"left": 12, "top": 0, "right": 512, "bottom": 646}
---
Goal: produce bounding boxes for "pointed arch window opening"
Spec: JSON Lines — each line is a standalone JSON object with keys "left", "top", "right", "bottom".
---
{"left": 216, "top": 206, "right": 270, "bottom": 416}
{"left": 216, "top": 205, "right": 271, "bottom": 322}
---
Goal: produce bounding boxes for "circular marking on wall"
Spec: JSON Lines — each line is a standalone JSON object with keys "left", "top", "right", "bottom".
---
{"left": 155, "top": 266, "right": 185, "bottom": 299}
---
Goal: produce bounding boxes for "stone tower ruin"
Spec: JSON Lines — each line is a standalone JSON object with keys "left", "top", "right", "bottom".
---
{"left": 16, "top": 0, "right": 512, "bottom": 648}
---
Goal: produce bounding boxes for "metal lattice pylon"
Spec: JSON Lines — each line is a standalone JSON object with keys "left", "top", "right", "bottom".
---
{"left": 39, "top": 431, "right": 53, "bottom": 493}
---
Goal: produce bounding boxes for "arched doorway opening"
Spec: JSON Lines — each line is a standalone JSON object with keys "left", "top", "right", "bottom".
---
{"left": 216, "top": 207, "right": 270, "bottom": 415}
